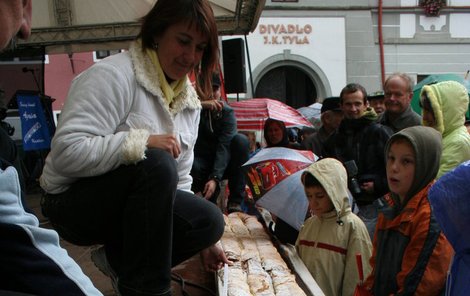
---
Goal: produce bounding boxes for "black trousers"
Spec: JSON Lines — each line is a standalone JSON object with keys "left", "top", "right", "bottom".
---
{"left": 191, "top": 133, "right": 249, "bottom": 204}
{"left": 42, "top": 148, "right": 224, "bottom": 296}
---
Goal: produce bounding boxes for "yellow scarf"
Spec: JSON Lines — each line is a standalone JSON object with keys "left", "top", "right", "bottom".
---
{"left": 145, "top": 47, "right": 185, "bottom": 106}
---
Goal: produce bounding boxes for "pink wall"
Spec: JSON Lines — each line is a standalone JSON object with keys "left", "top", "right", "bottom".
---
{"left": 45, "top": 52, "right": 95, "bottom": 110}
{"left": 0, "top": 64, "right": 42, "bottom": 106}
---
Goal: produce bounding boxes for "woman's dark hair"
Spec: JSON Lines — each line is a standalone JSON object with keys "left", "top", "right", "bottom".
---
{"left": 420, "top": 92, "right": 436, "bottom": 125}
{"left": 420, "top": 92, "right": 433, "bottom": 112}
{"left": 303, "top": 173, "right": 322, "bottom": 188}
{"left": 263, "top": 118, "right": 289, "bottom": 147}
{"left": 138, "top": 0, "right": 219, "bottom": 100}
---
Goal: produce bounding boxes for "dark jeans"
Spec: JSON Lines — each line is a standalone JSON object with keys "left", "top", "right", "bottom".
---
{"left": 41, "top": 149, "right": 224, "bottom": 296}
{"left": 191, "top": 133, "right": 249, "bottom": 205}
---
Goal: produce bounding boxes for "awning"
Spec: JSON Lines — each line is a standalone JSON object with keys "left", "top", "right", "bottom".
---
{"left": 16, "top": 0, "right": 265, "bottom": 54}
{"left": 230, "top": 98, "right": 314, "bottom": 131}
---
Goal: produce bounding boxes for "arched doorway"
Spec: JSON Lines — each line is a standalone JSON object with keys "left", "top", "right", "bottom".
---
{"left": 255, "top": 66, "right": 316, "bottom": 109}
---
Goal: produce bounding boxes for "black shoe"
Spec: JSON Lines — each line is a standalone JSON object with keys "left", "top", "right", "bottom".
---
{"left": 91, "top": 246, "right": 120, "bottom": 296}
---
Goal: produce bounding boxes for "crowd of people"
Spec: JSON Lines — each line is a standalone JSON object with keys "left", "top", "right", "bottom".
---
{"left": 242, "top": 72, "right": 470, "bottom": 295}
{"left": 1, "top": 0, "right": 470, "bottom": 295}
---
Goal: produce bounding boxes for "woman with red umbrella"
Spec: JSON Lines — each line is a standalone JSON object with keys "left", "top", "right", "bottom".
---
{"left": 264, "top": 118, "right": 302, "bottom": 149}
{"left": 263, "top": 118, "right": 303, "bottom": 244}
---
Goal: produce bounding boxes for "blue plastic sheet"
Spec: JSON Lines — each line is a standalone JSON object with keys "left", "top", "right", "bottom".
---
{"left": 429, "top": 160, "right": 470, "bottom": 296}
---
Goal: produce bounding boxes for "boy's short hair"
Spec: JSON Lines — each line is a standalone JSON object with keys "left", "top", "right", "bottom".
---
{"left": 340, "top": 83, "right": 368, "bottom": 105}
{"left": 303, "top": 172, "right": 323, "bottom": 188}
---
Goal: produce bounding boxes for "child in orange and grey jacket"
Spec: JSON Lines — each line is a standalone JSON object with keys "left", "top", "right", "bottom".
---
{"left": 364, "top": 126, "right": 453, "bottom": 295}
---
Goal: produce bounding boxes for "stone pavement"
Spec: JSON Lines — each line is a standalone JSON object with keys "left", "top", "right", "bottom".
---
{"left": 27, "top": 193, "right": 218, "bottom": 296}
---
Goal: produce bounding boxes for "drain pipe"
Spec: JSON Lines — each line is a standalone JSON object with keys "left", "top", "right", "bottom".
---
{"left": 378, "top": 0, "right": 385, "bottom": 86}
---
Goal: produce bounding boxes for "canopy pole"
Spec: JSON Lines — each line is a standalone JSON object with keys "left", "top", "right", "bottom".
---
{"left": 244, "top": 34, "right": 254, "bottom": 98}
{"left": 217, "top": 62, "right": 228, "bottom": 102}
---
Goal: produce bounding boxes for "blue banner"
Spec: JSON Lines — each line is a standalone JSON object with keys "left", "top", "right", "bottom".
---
{"left": 17, "top": 94, "right": 51, "bottom": 151}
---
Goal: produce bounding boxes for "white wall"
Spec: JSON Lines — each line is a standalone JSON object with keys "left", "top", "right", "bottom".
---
{"left": 224, "top": 17, "right": 347, "bottom": 97}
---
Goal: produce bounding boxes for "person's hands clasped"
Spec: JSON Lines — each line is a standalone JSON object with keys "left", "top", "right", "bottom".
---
{"left": 200, "top": 243, "right": 232, "bottom": 272}
{"left": 147, "top": 134, "right": 181, "bottom": 158}
{"left": 201, "top": 99, "right": 223, "bottom": 112}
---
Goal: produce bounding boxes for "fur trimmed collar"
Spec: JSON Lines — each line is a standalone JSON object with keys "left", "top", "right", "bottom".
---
{"left": 129, "top": 40, "right": 201, "bottom": 116}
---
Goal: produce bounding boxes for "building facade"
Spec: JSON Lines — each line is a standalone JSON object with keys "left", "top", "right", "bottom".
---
{"left": 2, "top": 0, "right": 469, "bottom": 114}
{"left": 223, "top": 0, "right": 470, "bottom": 108}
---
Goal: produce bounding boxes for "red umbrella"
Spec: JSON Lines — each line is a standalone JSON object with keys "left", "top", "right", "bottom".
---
{"left": 229, "top": 98, "right": 313, "bottom": 131}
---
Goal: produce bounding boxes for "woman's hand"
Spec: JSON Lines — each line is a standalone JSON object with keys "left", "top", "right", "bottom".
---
{"left": 201, "top": 99, "right": 223, "bottom": 112}
{"left": 147, "top": 134, "right": 181, "bottom": 158}
{"left": 200, "top": 243, "right": 232, "bottom": 272}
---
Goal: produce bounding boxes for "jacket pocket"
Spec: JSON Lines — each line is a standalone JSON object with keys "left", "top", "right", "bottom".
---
{"left": 176, "top": 132, "right": 195, "bottom": 160}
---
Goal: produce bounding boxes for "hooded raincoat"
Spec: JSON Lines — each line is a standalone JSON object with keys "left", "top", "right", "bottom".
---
{"left": 364, "top": 126, "right": 453, "bottom": 295}
{"left": 429, "top": 160, "right": 470, "bottom": 296}
{"left": 420, "top": 80, "right": 470, "bottom": 178}
{"left": 296, "top": 158, "right": 372, "bottom": 296}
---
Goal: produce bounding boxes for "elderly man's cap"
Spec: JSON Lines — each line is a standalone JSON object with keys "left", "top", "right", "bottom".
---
{"left": 368, "top": 90, "right": 384, "bottom": 101}
{"left": 321, "top": 96, "right": 341, "bottom": 113}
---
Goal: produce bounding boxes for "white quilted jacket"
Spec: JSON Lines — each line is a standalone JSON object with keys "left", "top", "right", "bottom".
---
{"left": 40, "top": 41, "right": 201, "bottom": 194}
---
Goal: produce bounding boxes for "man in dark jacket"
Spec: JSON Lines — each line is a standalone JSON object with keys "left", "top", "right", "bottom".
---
{"left": 378, "top": 72, "right": 421, "bottom": 132}
{"left": 191, "top": 74, "right": 249, "bottom": 212}
{"left": 301, "top": 96, "right": 343, "bottom": 157}
{"left": 324, "top": 83, "right": 392, "bottom": 238}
